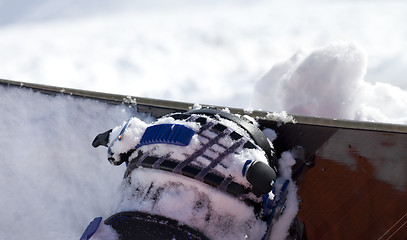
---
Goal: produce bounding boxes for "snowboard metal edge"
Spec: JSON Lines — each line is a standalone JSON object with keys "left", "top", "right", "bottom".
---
{"left": 1, "top": 78, "right": 406, "bottom": 134}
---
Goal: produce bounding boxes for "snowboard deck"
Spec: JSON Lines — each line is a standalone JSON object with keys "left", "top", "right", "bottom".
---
{"left": 1, "top": 78, "right": 407, "bottom": 239}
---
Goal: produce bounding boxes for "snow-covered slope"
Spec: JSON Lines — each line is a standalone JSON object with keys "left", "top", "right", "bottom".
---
{"left": 0, "top": 0, "right": 406, "bottom": 115}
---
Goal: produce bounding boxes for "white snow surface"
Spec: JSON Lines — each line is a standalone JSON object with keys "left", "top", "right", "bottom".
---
{"left": 0, "top": 86, "right": 146, "bottom": 240}
{"left": 0, "top": 0, "right": 406, "bottom": 122}
{"left": 1, "top": 1, "right": 407, "bottom": 240}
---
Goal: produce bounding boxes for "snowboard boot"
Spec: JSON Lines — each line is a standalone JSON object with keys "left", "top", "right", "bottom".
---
{"left": 87, "top": 108, "right": 288, "bottom": 240}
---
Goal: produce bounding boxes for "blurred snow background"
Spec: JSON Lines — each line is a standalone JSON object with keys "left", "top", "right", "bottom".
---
{"left": 0, "top": 1, "right": 407, "bottom": 239}
{"left": 1, "top": 0, "right": 406, "bottom": 123}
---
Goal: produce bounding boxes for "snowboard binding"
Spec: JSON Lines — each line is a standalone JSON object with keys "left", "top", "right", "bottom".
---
{"left": 87, "top": 108, "right": 292, "bottom": 240}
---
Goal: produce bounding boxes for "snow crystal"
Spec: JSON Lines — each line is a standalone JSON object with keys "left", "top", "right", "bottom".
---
{"left": 123, "top": 96, "right": 137, "bottom": 105}
{"left": 241, "top": 115, "right": 260, "bottom": 127}
{"left": 192, "top": 103, "right": 203, "bottom": 110}
{"left": 266, "top": 111, "right": 296, "bottom": 125}
{"left": 244, "top": 108, "right": 254, "bottom": 114}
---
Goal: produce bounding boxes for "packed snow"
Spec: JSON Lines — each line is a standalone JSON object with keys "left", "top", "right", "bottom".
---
{"left": 253, "top": 42, "right": 407, "bottom": 124}
{"left": 0, "top": 1, "right": 407, "bottom": 240}
{"left": 0, "top": 87, "right": 142, "bottom": 240}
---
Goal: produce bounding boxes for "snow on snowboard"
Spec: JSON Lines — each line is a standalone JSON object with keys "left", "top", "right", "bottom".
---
{"left": 1, "top": 79, "right": 407, "bottom": 240}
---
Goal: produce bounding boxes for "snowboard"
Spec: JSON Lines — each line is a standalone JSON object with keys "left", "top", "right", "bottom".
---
{"left": 1, "top": 78, "right": 407, "bottom": 239}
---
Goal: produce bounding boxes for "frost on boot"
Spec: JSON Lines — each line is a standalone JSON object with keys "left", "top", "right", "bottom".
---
{"left": 91, "top": 108, "right": 299, "bottom": 240}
